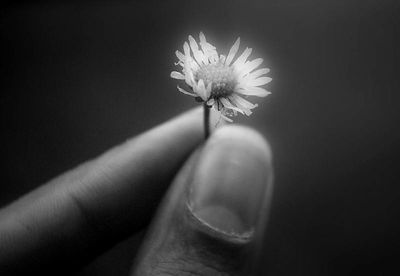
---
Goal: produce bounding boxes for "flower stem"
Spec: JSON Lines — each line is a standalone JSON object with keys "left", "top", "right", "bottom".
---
{"left": 203, "top": 103, "right": 210, "bottom": 139}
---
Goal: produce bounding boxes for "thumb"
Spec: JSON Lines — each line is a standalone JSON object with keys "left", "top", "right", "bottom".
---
{"left": 131, "top": 125, "right": 273, "bottom": 276}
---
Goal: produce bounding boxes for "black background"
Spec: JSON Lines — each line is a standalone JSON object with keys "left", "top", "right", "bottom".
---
{"left": 2, "top": 0, "right": 400, "bottom": 275}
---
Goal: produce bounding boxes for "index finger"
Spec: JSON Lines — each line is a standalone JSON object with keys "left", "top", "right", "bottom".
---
{"left": 0, "top": 108, "right": 204, "bottom": 274}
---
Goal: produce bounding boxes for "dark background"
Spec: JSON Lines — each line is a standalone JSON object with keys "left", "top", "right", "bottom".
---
{"left": 1, "top": 0, "right": 400, "bottom": 275}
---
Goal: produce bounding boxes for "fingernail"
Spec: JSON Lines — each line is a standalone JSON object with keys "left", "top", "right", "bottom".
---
{"left": 188, "top": 127, "right": 272, "bottom": 237}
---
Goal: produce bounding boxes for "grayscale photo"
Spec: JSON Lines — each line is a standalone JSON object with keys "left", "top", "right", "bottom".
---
{"left": 1, "top": 0, "right": 399, "bottom": 275}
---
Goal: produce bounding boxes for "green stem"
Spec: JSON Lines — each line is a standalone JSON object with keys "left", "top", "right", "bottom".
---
{"left": 203, "top": 103, "right": 210, "bottom": 139}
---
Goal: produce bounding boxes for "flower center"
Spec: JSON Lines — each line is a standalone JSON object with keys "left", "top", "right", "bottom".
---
{"left": 195, "top": 63, "right": 237, "bottom": 98}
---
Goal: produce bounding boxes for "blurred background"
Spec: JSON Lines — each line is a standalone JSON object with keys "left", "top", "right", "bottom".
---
{"left": 1, "top": 0, "right": 400, "bottom": 275}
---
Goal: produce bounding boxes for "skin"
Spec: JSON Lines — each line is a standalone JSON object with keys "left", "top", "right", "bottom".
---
{"left": 0, "top": 108, "right": 273, "bottom": 275}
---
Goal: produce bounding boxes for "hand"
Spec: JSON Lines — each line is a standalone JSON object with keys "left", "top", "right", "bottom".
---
{"left": 0, "top": 108, "right": 273, "bottom": 275}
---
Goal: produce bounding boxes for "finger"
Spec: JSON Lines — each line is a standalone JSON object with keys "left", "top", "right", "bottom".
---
{"left": 0, "top": 108, "right": 206, "bottom": 274}
{"left": 131, "top": 125, "right": 273, "bottom": 276}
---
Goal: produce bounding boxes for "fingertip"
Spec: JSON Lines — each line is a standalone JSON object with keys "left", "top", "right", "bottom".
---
{"left": 209, "top": 124, "right": 273, "bottom": 165}
{"left": 131, "top": 124, "right": 275, "bottom": 276}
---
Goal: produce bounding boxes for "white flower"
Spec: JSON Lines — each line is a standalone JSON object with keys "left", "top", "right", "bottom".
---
{"left": 170, "top": 32, "right": 271, "bottom": 122}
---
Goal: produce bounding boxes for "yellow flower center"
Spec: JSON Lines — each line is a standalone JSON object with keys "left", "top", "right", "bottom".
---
{"left": 195, "top": 63, "right": 237, "bottom": 98}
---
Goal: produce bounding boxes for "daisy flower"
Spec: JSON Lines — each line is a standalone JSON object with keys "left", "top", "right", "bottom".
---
{"left": 170, "top": 32, "right": 272, "bottom": 123}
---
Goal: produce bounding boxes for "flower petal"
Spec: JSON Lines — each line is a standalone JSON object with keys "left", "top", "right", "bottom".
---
{"left": 183, "top": 42, "right": 199, "bottom": 70}
{"left": 170, "top": 71, "right": 185, "bottom": 80}
{"left": 175, "top": 50, "right": 185, "bottom": 62}
{"left": 199, "top": 32, "right": 216, "bottom": 50}
{"left": 219, "top": 112, "right": 233, "bottom": 122}
{"left": 182, "top": 42, "right": 196, "bottom": 86}
{"left": 231, "top": 94, "right": 258, "bottom": 109}
{"left": 198, "top": 32, "right": 212, "bottom": 64}
{"left": 233, "top": 47, "right": 252, "bottom": 69}
{"left": 219, "top": 97, "right": 244, "bottom": 114}
{"left": 249, "top": 68, "right": 270, "bottom": 79}
{"left": 201, "top": 35, "right": 219, "bottom": 63}
{"left": 194, "top": 79, "right": 208, "bottom": 101}
{"left": 230, "top": 94, "right": 258, "bottom": 115}
{"left": 188, "top": 35, "right": 205, "bottom": 65}
{"left": 205, "top": 82, "right": 212, "bottom": 99}
{"left": 200, "top": 33, "right": 217, "bottom": 51}
{"left": 199, "top": 32, "right": 207, "bottom": 44}
{"left": 177, "top": 85, "right": 196, "bottom": 97}
{"left": 239, "top": 58, "right": 263, "bottom": 77}
{"left": 184, "top": 66, "right": 195, "bottom": 87}
{"left": 183, "top": 42, "right": 190, "bottom": 57}
{"left": 225, "top": 37, "right": 240, "bottom": 66}
{"left": 235, "top": 86, "right": 271, "bottom": 97}
{"left": 246, "top": 76, "right": 272, "bottom": 86}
